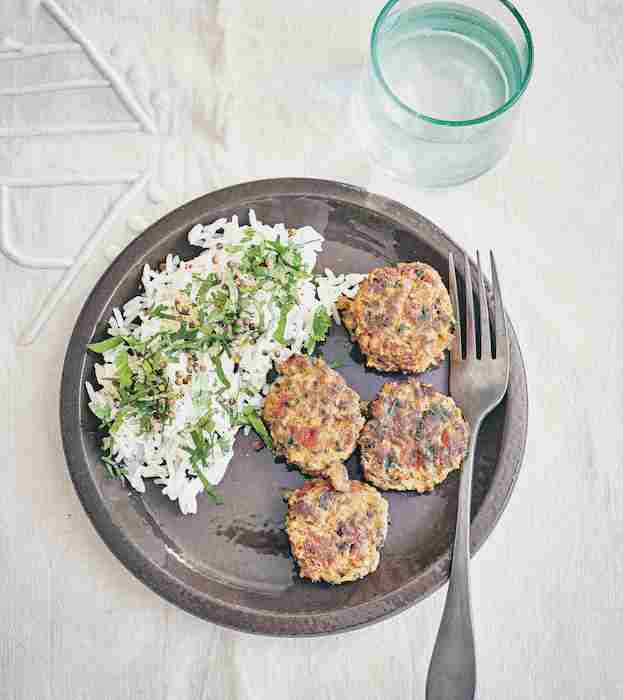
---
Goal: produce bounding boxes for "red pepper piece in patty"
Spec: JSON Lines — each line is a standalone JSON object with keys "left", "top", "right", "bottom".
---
{"left": 270, "top": 393, "right": 290, "bottom": 418}
{"left": 292, "top": 426, "right": 319, "bottom": 449}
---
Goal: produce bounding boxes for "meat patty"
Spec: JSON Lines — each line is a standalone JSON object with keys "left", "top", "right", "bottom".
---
{"left": 262, "top": 354, "right": 365, "bottom": 491}
{"left": 285, "top": 479, "right": 389, "bottom": 584}
{"left": 337, "top": 262, "right": 455, "bottom": 373}
{"left": 359, "top": 380, "right": 469, "bottom": 492}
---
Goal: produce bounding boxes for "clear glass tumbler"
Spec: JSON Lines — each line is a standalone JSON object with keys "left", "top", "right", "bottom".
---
{"left": 353, "top": 0, "right": 534, "bottom": 187}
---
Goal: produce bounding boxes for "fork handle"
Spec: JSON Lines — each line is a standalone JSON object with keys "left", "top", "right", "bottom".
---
{"left": 426, "top": 419, "right": 482, "bottom": 700}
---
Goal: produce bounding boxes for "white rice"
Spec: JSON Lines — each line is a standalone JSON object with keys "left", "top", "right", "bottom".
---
{"left": 86, "top": 210, "right": 364, "bottom": 514}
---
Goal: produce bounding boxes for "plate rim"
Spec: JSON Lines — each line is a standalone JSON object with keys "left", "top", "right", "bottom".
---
{"left": 60, "top": 177, "right": 528, "bottom": 636}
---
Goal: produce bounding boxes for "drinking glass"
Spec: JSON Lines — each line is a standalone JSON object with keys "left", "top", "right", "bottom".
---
{"left": 352, "top": 0, "right": 534, "bottom": 187}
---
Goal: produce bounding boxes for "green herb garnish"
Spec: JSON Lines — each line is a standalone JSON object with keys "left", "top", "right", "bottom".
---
{"left": 327, "top": 359, "right": 347, "bottom": 369}
{"left": 305, "top": 306, "right": 331, "bottom": 354}
{"left": 387, "top": 398, "right": 401, "bottom": 416}
{"left": 102, "top": 455, "right": 126, "bottom": 479}
{"left": 87, "top": 336, "right": 125, "bottom": 354}
{"left": 91, "top": 402, "right": 113, "bottom": 423}
{"left": 115, "top": 351, "right": 133, "bottom": 389}
{"left": 148, "top": 304, "right": 179, "bottom": 321}
{"left": 197, "top": 273, "right": 219, "bottom": 303}
{"left": 183, "top": 430, "right": 223, "bottom": 504}
{"left": 110, "top": 407, "right": 129, "bottom": 434}
{"left": 212, "top": 354, "right": 231, "bottom": 389}
{"left": 427, "top": 404, "right": 451, "bottom": 421}
{"left": 418, "top": 306, "right": 431, "bottom": 321}
{"left": 273, "top": 302, "right": 293, "bottom": 345}
{"left": 240, "top": 407, "right": 273, "bottom": 450}
{"left": 383, "top": 454, "right": 399, "bottom": 471}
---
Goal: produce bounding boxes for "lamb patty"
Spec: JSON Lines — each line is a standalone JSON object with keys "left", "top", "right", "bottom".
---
{"left": 262, "top": 355, "right": 365, "bottom": 491}
{"left": 337, "top": 262, "right": 455, "bottom": 373}
{"left": 360, "top": 380, "right": 469, "bottom": 492}
{"left": 285, "top": 479, "right": 389, "bottom": 584}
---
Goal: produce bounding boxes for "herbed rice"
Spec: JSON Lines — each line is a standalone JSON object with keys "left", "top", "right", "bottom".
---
{"left": 86, "top": 210, "right": 364, "bottom": 514}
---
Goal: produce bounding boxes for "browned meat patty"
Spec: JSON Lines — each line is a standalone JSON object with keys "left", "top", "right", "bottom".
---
{"left": 285, "top": 479, "right": 389, "bottom": 584}
{"left": 359, "top": 380, "right": 469, "bottom": 492}
{"left": 337, "top": 262, "right": 455, "bottom": 373}
{"left": 262, "top": 354, "right": 365, "bottom": 491}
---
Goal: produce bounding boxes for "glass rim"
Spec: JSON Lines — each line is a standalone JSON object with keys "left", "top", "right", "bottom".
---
{"left": 370, "top": 0, "right": 534, "bottom": 127}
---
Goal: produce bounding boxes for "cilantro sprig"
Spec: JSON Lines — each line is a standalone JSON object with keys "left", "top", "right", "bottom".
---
{"left": 273, "top": 302, "right": 293, "bottom": 345}
{"left": 305, "top": 306, "right": 331, "bottom": 354}
{"left": 239, "top": 407, "right": 273, "bottom": 450}
{"left": 87, "top": 336, "right": 125, "bottom": 354}
{"left": 182, "top": 428, "right": 223, "bottom": 504}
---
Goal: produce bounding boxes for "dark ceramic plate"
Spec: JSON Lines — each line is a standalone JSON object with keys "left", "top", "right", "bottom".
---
{"left": 61, "top": 178, "right": 528, "bottom": 636}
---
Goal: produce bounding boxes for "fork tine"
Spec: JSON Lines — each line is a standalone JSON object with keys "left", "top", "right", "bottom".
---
{"left": 448, "top": 253, "right": 462, "bottom": 361}
{"left": 490, "top": 251, "right": 509, "bottom": 360}
{"left": 477, "top": 251, "right": 492, "bottom": 359}
{"left": 464, "top": 251, "right": 476, "bottom": 359}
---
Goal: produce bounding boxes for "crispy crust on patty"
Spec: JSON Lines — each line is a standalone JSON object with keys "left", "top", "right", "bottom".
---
{"left": 286, "top": 480, "right": 389, "bottom": 584}
{"left": 337, "top": 262, "right": 455, "bottom": 373}
{"left": 360, "top": 380, "right": 469, "bottom": 492}
{"left": 262, "top": 355, "right": 365, "bottom": 491}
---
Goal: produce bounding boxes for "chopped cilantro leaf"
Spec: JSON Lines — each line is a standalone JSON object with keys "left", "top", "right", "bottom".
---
{"left": 87, "top": 336, "right": 125, "bottom": 354}
{"left": 305, "top": 306, "right": 331, "bottom": 354}
{"left": 191, "top": 464, "right": 223, "bottom": 504}
{"left": 212, "top": 354, "right": 231, "bottom": 389}
{"left": 180, "top": 429, "right": 223, "bottom": 504}
{"left": 240, "top": 407, "right": 273, "bottom": 450}
{"left": 148, "top": 304, "right": 179, "bottom": 321}
{"left": 102, "top": 455, "right": 126, "bottom": 480}
{"left": 197, "top": 274, "right": 219, "bottom": 303}
{"left": 115, "top": 351, "right": 133, "bottom": 389}
{"left": 91, "top": 402, "right": 113, "bottom": 423}
{"left": 273, "top": 303, "right": 292, "bottom": 345}
{"left": 110, "top": 407, "right": 129, "bottom": 434}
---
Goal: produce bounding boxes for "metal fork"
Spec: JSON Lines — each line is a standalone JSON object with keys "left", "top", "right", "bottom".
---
{"left": 425, "top": 251, "right": 510, "bottom": 700}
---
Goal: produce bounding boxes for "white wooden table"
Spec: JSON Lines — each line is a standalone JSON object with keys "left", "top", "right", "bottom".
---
{"left": 1, "top": 1, "right": 621, "bottom": 698}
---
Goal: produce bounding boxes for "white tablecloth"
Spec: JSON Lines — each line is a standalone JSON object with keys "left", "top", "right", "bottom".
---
{"left": 1, "top": 1, "right": 621, "bottom": 698}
